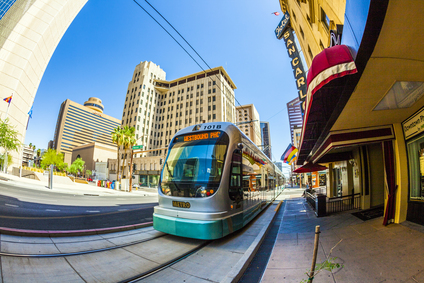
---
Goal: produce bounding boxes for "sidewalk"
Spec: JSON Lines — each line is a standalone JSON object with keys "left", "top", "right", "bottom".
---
{"left": 0, "top": 171, "right": 158, "bottom": 197}
{"left": 262, "top": 187, "right": 424, "bottom": 282}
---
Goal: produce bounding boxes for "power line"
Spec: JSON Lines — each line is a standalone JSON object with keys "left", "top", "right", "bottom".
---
{"left": 132, "top": 0, "right": 204, "bottom": 71}
{"left": 132, "top": 0, "right": 268, "bottom": 157}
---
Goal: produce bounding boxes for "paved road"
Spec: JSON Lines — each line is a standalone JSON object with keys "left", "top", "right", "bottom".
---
{"left": 0, "top": 181, "right": 158, "bottom": 231}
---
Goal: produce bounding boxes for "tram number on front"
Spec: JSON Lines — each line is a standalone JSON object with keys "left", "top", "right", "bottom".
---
{"left": 172, "top": 201, "right": 191, "bottom": 208}
{"left": 203, "top": 124, "right": 221, "bottom": 130}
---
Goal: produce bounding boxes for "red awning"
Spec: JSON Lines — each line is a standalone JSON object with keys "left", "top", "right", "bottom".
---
{"left": 304, "top": 44, "right": 357, "bottom": 124}
{"left": 297, "top": 45, "right": 357, "bottom": 164}
{"left": 293, "top": 162, "right": 327, "bottom": 173}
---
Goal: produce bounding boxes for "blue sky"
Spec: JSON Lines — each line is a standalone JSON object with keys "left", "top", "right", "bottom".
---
{"left": 25, "top": 0, "right": 298, "bottom": 174}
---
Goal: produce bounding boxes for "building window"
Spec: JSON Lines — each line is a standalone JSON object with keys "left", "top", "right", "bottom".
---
{"left": 407, "top": 136, "right": 424, "bottom": 200}
{"left": 308, "top": 46, "right": 313, "bottom": 60}
{"left": 321, "top": 8, "right": 330, "bottom": 30}
{"left": 300, "top": 26, "right": 304, "bottom": 39}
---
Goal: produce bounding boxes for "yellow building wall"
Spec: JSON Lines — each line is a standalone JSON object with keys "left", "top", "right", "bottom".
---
{"left": 279, "top": 0, "right": 346, "bottom": 67}
{"left": 393, "top": 123, "right": 408, "bottom": 223}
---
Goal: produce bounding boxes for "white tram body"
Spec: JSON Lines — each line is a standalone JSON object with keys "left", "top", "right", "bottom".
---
{"left": 153, "top": 122, "right": 285, "bottom": 240}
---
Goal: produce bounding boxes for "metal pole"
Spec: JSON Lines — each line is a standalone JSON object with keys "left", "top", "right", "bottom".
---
{"left": 3, "top": 152, "right": 7, "bottom": 173}
{"left": 308, "top": 225, "right": 321, "bottom": 283}
{"left": 49, "top": 164, "right": 54, "bottom": 189}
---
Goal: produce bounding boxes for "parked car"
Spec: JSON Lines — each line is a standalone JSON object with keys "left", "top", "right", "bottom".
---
{"left": 87, "top": 178, "right": 93, "bottom": 182}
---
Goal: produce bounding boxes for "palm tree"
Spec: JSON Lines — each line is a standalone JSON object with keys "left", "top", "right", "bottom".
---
{"left": 36, "top": 148, "right": 41, "bottom": 167}
{"left": 126, "top": 130, "right": 137, "bottom": 192}
{"left": 111, "top": 127, "right": 124, "bottom": 182}
{"left": 121, "top": 126, "right": 136, "bottom": 185}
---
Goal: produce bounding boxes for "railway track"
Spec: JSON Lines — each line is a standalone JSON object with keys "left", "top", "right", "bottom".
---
{"left": 0, "top": 226, "right": 210, "bottom": 282}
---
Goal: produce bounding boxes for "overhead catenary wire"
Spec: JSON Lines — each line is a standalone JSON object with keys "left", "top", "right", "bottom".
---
{"left": 140, "top": 0, "right": 263, "bottom": 141}
{"left": 132, "top": 0, "right": 268, "bottom": 157}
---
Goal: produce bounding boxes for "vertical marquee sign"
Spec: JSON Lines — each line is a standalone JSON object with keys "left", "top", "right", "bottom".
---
{"left": 275, "top": 12, "right": 307, "bottom": 115}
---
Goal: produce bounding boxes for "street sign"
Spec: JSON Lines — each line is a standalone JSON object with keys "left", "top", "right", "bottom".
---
{"left": 132, "top": 145, "right": 143, "bottom": 150}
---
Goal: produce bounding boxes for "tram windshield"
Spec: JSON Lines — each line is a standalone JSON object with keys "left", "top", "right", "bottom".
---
{"left": 161, "top": 131, "right": 229, "bottom": 198}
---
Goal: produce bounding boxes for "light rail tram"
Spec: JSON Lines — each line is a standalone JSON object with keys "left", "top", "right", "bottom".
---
{"left": 153, "top": 122, "right": 285, "bottom": 240}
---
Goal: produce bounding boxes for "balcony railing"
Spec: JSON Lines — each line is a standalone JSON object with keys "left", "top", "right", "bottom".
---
{"left": 305, "top": 192, "right": 361, "bottom": 216}
{"left": 327, "top": 193, "right": 361, "bottom": 214}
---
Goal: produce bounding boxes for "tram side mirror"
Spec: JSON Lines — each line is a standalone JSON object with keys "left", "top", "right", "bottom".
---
{"left": 237, "top": 143, "right": 243, "bottom": 149}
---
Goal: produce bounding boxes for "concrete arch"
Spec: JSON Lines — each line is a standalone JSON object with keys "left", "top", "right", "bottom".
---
{"left": 0, "top": 0, "right": 88, "bottom": 168}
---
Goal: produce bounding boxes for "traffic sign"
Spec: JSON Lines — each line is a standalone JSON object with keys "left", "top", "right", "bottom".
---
{"left": 133, "top": 145, "right": 143, "bottom": 150}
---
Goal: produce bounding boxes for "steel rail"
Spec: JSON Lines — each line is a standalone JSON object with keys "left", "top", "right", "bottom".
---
{"left": 0, "top": 233, "right": 167, "bottom": 258}
{"left": 122, "top": 240, "right": 211, "bottom": 283}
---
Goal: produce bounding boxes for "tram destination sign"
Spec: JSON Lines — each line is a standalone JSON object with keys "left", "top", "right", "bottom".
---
{"left": 174, "top": 131, "right": 221, "bottom": 143}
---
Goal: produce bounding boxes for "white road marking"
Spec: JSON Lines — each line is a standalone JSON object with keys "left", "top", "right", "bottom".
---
{"left": 87, "top": 210, "right": 100, "bottom": 213}
{"left": 118, "top": 209, "right": 128, "bottom": 211}
{"left": 5, "top": 204, "right": 18, "bottom": 207}
{"left": 46, "top": 209, "right": 60, "bottom": 212}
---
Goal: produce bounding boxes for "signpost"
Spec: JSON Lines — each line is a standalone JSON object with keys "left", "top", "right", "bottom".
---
{"left": 132, "top": 145, "right": 143, "bottom": 150}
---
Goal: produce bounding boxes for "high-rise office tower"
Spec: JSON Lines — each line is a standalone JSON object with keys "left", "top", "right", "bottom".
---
{"left": 121, "top": 61, "right": 237, "bottom": 158}
{"left": 53, "top": 97, "right": 121, "bottom": 165}
{"left": 260, "top": 121, "right": 272, "bottom": 159}
{"left": 287, "top": 97, "right": 303, "bottom": 144}
{"left": 235, "top": 104, "right": 262, "bottom": 147}
{"left": 0, "top": 0, "right": 88, "bottom": 169}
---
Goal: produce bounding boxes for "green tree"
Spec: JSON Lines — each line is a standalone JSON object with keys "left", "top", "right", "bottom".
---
{"left": 121, "top": 126, "right": 135, "bottom": 181}
{"left": 40, "top": 148, "right": 65, "bottom": 171}
{"left": 125, "top": 128, "right": 137, "bottom": 192}
{"left": 0, "top": 154, "right": 12, "bottom": 169}
{"left": 70, "top": 158, "right": 85, "bottom": 177}
{"left": 86, "top": 169, "right": 92, "bottom": 177}
{"left": 111, "top": 126, "right": 124, "bottom": 182}
{"left": 0, "top": 118, "right": 22, "bottom": 172}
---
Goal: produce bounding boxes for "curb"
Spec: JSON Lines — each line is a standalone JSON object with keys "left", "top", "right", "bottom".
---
{"left": 222, "top": 199, "right": 284, "bottom": 283}
{"left": 0, "top": 222, "right": 153, "bottom": 237}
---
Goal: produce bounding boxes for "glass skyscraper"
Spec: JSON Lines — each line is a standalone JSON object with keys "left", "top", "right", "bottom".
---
{"left": 0, "top": 0, "right": 17, "bottom": 20}
{"left": 53, "top": 98, "right": 121, "bottom": 166}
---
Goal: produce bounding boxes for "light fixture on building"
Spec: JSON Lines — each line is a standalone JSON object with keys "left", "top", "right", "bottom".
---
{"left": 374, "top": 81, "right": 424, "bottom": 110}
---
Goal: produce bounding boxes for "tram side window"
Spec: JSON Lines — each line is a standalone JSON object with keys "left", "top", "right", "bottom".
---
{"left": 229, "top": 150, "right": 243, "bottom": 202}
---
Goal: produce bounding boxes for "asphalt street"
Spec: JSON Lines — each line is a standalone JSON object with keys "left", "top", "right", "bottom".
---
{"left": 0, "top": 180, "right": 158, "bottom": 231}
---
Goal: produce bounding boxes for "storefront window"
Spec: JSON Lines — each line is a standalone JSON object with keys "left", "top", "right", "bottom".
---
{"left": 407, "top": 135, "right": 424, "bottom": 200}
